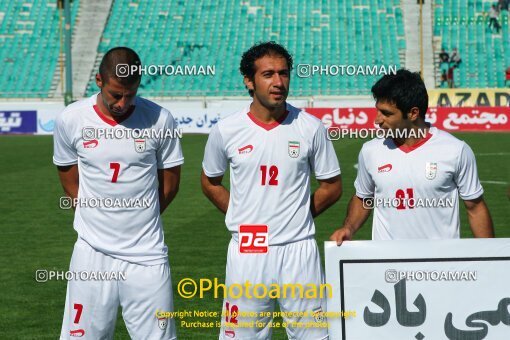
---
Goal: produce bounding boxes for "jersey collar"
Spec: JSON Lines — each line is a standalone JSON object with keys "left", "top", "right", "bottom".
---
{"left": 394, "top": 127, "right": 435, "bottom": 153}
{"left": 92, "top": 93, "right": 136, "bottom": 127}
{"left": 246, "top": 105, "right": 289, "bottom": 131}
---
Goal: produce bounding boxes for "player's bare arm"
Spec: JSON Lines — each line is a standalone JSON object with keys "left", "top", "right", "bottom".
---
{"left": 311, "top": 175, "right": 342, "bottom": 218}
{"left": 57, "top": 164, "right": 79, "bottom": 209}
{"left": 158, "top": 166, "right": 181, "bottom": 214}
{"left": 464, "top": 196, "right": 494, "bottom": 237}
{"left": 329, "top": 195, "right": 372, "bottom": 245}
{"left": 201, "top": 170, "right": 229, "bottom": 214}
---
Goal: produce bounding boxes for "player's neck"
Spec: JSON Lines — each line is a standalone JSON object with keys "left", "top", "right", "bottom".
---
{"left": 96, "top": 94, "right": 129, "bottom": 122}
{"left": 395, "top": 122, "right": 430, "bottom": 147}
{"left": 249, "top": 101, "right": 287, "bottom": 124}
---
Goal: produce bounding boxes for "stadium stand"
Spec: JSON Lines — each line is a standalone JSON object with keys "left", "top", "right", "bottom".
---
{"left": 84, "top": 0, "right": 406, "bottom": 97}
{"left": 1, "top": 1, "right": 508, "bottom": 98}
{"left": 0, "top": 0, "right": 79, "bottom": 98}
{"left": 433, "top": 0, "right": 509, "bottom": 88}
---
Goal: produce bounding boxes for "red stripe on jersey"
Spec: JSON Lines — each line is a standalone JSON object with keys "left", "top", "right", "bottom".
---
{"left": 247, "top": 110, "right": 289, "bottom": 131}
{"left": 93, "top": 105, "right": 135, "bottom": 126}
{"left": 396, "top": 132, "right": 433, "bottom": 154}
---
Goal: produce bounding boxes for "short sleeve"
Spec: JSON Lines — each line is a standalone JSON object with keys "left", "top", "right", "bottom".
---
{"left": 354, "top": 146, "right": 375, "bottom": 198}
{"left": 53, "top": 112, "right": 78, "bottom": 166}
{"left": 310, "top": 124, "right": 341, "bottom": 180}
{"left": 202, "top": 124, "right": 228, "bottom": 177}
{"left": 454, "top": 143, "right": 483, "bottom": 200}
{"left": 157, "top": 110, "right": 184, "bottom": 169}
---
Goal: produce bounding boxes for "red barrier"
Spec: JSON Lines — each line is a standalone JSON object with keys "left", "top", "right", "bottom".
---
{"left": 306, "top": 107, "right": 510, "bottom": 132}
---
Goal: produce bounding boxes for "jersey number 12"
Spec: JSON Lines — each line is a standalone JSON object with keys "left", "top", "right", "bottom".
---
{"left": 260, "top": 165, "right": 278, "bottom": 186}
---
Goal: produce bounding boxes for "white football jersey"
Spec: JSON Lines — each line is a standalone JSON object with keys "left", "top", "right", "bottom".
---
{"left": 202, "top": 103, "right": 341, "bottom": 245}
{"left": 53, "top": 94, "right": 184, "bottom": 265}
{"left": 355, "top": 127, "right": 483, "bottom": 240}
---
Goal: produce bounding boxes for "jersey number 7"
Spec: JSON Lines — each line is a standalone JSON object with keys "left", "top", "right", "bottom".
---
{"left": 110, "top": 162, "right": 120, "bottom": 183}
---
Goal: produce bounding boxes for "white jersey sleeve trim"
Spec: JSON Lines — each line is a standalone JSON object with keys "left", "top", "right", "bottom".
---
{"left": 156, "top": 109, "right": 184, "bottom": 169}
{"left": 53, "top": 108, "right": 79, "bottom": 166}
{"left": 315, "top": 168, "right": 341, "bottom": 180}
{"left": 355, "top": 191, "right": 374, "bottom": 199}
{"left": 459, "top": 188, "right": 484, "bottom": 201}
{"left": 202, "top": 123, "right": 228, "bottom": 177}
{"left": 310, "top": 122, "right": 341, "bottom": 180}
{"left": 53, "top": 157, "right": 78, "bottom": 166}
{"left": 354, "top": 144, "right": 375, "bottom": 198}
{"left": 455, "top": 142, "right": 484, "bottom": 200}
{"left": 202, "top": 167, "right": 226, "bottom": 178}
{"left": 158, "top": 158, "right": 184, "bottom": 169}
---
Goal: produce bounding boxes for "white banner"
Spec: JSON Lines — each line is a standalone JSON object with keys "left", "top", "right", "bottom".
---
{"left": 324, "top": 239, "right": 510, "bottom": 340}
{"left": 0, "top": 99, "right": 312, "bottom": 135}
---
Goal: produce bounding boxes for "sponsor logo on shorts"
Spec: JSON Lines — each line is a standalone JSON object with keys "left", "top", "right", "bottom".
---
{"left": 238, "top": 144, "right": 253, "bottom": 154}
{"left": 378, "top": 163, "right": 392, "bottom": 173}
{"left": 157, "top": 317, "right": 168, "bottom": 330}
{"left": 312, "top": 307, "right": 325, "bottom": 323}
{"left": 224, "top": 329, "right": 235, "bottom": 338}
{"left": 239, "top": 225, "right": 268, "bottom": 254}
{"left": 70, "top": 329, "right": 85, "bottom": 337}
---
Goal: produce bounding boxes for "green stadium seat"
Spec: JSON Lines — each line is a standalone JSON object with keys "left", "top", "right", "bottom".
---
{"left": 84, "top": 0, "right": 405, "bottom": 96}
{"left": 0, "top": 0, "right": 80, "bottom": 98}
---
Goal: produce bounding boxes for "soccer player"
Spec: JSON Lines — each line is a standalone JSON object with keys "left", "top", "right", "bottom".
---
{"left": 201, "top": 42, "right": 342, "bottom": 340}
{"left": 330, "top": 69, "right": 494, "bottom": 244}
{"left": 53, "top": 47, "right": 183, "bottom": 339}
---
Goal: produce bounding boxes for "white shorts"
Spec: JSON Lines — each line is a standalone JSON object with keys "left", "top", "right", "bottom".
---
{"left": 219, "top": 237, "right": 329, "bottom": 340}
{"left": 60, "top": 239, "right": 176, "bottom": 340}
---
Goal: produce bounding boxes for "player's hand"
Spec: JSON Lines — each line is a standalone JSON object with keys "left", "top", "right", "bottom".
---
{"left": 329, "top": 226, "right": 354, "bottom": 246}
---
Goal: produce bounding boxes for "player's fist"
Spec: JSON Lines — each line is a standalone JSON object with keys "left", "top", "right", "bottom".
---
{"left": 329, "top": 226, "right": 354, "bottom": 246}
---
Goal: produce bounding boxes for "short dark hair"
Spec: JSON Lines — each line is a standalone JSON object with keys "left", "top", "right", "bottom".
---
{"left": 99, "top": 47, "right": 142, "bottom": 85}
{"left": 371, "top": 69, "right": 428, "bottom": 119}
{"left": 240, "top": 41, "right": 293, "bottom": 94}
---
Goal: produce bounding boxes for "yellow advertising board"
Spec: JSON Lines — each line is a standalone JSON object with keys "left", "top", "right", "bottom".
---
{"left": 428, "top": 89, "right": 510, "bottom": 107}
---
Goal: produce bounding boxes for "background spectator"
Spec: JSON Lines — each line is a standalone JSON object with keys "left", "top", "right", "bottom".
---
{"left": 498, "top": 0, "right": 509, "bottom": 11}
{"left": 439, "top": 48, "right": 449, "bottom": 63}
{"left": 447, "top": 65, "right": 456, "bottom": 88}
{"left": 450, "top": 47, "right": 462, "bottom": 67}
{"left": 489, "top": 4, "right": 501, "bottom": 33}
{"left": 439, "top": 48, "right": 450, "bottom": 84}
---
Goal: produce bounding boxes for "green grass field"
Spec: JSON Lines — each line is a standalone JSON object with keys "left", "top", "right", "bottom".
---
{"left": 0, "top": 133, "right": 508, "bottom": 339}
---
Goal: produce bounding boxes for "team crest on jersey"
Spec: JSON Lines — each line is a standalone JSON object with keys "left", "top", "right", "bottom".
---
{"left": 134, "top": 139, "right": 146, "bottom": 153}
{"left": 157, "top": 317, "right": 168, "bottom": 330}
{"left": 288, "top": 141, "right": 300, "bottom": 158}
{"left": 425, "top": 162, "right": 437, "bottom": 180}
{"left": 312, "top": 307, "right": 325, "bottom": 323}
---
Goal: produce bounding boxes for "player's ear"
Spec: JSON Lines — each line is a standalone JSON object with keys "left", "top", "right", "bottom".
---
{"left": 95, "top": 73, "right": 103, "bottom": 88}
{"left": 244, "top": 76, "right": 254, "bottom": 91}
{"left": 408, "top": 107, "right": 420, "bottom": 122}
